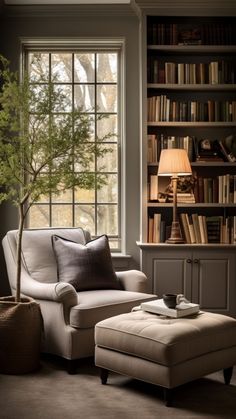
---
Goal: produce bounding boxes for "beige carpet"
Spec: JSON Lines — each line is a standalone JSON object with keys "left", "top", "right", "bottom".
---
{"left": 0, "top": 355, "right": 236, "bottom": 419}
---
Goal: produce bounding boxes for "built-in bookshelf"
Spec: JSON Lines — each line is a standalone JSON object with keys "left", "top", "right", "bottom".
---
{"left": 144, "top": 16, "right": 236, "bottom": 245}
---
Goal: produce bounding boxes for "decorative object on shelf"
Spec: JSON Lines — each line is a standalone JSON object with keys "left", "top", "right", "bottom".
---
{"left": 158, "top": 148, "right": 192, "bottom": 243}
{"left": 196, "top": 138, "right": 223, "bottom": 161}
{"left": 214, "top": 138, "right": 236, "bottom": 162}
{"left": 164, "top": 174, "right": 196, "bottom": 203}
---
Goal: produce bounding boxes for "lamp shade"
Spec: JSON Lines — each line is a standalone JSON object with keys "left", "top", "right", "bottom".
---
{"left": 158, "top": 148, "right": 192, "bottom": 176}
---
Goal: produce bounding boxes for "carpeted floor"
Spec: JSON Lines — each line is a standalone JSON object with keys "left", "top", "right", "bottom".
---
{"left": 0, "top": 355, "right": 236, "bottom": 419}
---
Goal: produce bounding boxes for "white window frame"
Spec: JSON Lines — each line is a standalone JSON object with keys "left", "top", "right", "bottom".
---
{"left": 20, "top": 37, "right": 126, "bottom": 253}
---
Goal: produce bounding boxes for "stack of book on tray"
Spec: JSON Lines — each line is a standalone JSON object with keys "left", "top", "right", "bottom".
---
{"left": 141, "top": 298, "right": 200, "bottom": 318}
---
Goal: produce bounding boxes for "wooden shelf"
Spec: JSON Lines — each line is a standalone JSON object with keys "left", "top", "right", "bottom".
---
{"left": 147, "top": 203, "right": 236, "bottom": 208}
{"left": 148, "top": 162, "right": 236, "bottom": 167}
{"left": 137, "top": 241, "right": 236, "bottom": 249}
{"left": 147, "top": 84, "right": 236, "bottom": 91}
{"left": 147, "top": 45, "right": 236, "bottom": 53}
{"left": 147, "top": 122, "right": 236, "bottom": 127}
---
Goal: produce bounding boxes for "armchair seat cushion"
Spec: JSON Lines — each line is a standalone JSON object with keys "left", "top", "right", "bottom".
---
{"left": 70, "top": 290, "right": 156, "bottom": 329}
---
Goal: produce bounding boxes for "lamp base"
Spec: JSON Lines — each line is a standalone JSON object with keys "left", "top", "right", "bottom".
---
{"left": 166, "top": 221, "right": 184, "bottom": 244}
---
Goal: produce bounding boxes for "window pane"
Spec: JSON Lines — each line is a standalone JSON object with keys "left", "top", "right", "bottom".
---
{"left": 97, "top": 53, "right": 117, "bottom": 82}
{"left": 109, "top": 239, "right": 121, "bottom": 250}
{"left": 28, "top": 205, "right": 49, "bottom": 228}
{"left": 36, "top": 192, "right": 49, "bottom": 203}
{"left": 74, "top": 186, "right": 95, "bottom": 203}
{"left": 53, "top": 85, "right": 72, "bottom": 112}
{"left": 97, "top": 205, "right": 118, "bottom": 235}
{"left": 75, "top": 205, "right": 95, "bottom": 235}
{"left": 97, "top": 174, "right": 118, "bottom": 203}
{"left": 97, "top": 144, "right": 117, "bottom": 172}
{"left": 51, "top": 187, "right": 72, "bottom": 203}
{"left": 74, "top": 53, "right": 95, "bottom": 83}
{"left": 74, "top": 84, "right": 95, "bottom": 111}
{"left": 97, "top": 114, "right": 117, "bottom": 142}
{"left": 28, "top": 52, "right": 49, "bottom": 82}
{"left": 74, "top": 149, "right": 95, "bottom": 172}
{"left": 51, "top": 205, "right": 72, "bottom": 226}
{"left": 29, "top": 84, "right": 49, "bottom": 112}
{"left": 51, "top": 53, "right": 72, "bottom": 82}
{"left": 97, "top": 85, "right": 117, "bottom": 112}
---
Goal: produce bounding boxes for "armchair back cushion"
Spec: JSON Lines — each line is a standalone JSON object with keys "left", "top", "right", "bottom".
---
{"left": 18, "top": 228, "right": 90, "bottom": 283}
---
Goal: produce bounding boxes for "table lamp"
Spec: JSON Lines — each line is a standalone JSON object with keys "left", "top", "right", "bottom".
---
{"left": 158, "top": 148, "right": 192, "bottom": 243}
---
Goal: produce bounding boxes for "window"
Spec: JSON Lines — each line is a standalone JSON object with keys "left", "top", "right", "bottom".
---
{"left": 24, "top": 42, "right": 123, "bottom": 251}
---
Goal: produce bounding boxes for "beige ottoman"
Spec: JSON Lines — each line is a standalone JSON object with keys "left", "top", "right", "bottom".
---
{"left": 95, "top": 310, "right": 236, "bottom": 406}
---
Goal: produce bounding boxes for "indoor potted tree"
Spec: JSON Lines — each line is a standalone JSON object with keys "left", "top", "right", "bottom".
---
{"left": 0, "top": 54, "right": 108, "bottom": 374}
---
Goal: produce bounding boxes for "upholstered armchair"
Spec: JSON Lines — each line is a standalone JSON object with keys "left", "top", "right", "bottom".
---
{"left": 2, "top": 228, "right": 156, "bottom": 373}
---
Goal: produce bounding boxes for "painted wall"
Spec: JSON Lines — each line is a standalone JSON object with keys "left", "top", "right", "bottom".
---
{"left": 0, "top": 6, "right": 141, "bottom": 295}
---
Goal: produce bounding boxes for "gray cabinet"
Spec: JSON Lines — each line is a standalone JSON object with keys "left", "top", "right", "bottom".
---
{"left": 138, "top": 243, "right": 236, "bottom": 317}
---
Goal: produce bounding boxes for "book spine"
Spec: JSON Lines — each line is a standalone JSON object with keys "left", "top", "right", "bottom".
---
{"left": 180, "top": 213, "right": 191, "bottom": 244}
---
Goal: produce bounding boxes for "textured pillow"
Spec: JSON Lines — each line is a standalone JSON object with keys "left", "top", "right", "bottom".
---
{"left": 51, "top": 234, "right": 121, "bottom": 291}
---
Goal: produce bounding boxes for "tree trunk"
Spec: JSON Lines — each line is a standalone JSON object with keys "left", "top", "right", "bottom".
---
{"left": 15, "top": 204, "right": 25, "bottom": 303}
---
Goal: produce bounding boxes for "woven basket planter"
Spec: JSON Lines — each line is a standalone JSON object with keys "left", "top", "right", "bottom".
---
{"left": 0, "top": 296, "right": 42, "bottom": 374}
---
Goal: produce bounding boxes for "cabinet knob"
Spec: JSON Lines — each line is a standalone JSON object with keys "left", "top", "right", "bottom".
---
{"left": 193, "top": 259, "right": 199, "bottom": 264}
{"left": 186, "top": 259, "right": 192, "bottom": 263}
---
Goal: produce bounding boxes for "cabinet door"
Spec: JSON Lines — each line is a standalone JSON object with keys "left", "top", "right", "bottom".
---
{"left": 192, "top": 250, "right": 236, "bottom": 316}
{"left": 151, "top": 251, "right": 192, "bottom": 299}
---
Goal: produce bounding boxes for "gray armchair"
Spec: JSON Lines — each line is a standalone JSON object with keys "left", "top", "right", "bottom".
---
{"left": 2, "top": 228, "right": 156, "bottom": 372}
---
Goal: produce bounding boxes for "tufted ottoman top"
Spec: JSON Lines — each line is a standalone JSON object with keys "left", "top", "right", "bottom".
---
{"left": 95, "top": 310, "right": 236, "bottom": 366}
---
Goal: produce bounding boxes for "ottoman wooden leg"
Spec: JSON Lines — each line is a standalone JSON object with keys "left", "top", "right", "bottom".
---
{"left": 67, "top": 359, "right": 77, "bottom": 375}
{"left": 101, "top": 368, "right": 109, "bottom": 385}
{"left": 163, "top": 388, "right": 173, "bottom": 407}
{"left": 223, "top": 366, "right": 233, "bottom": 385}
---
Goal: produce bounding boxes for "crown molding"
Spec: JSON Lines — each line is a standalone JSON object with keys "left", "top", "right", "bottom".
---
{"left": 1, "top": 0, "right": 236, "bottom": 18}
{"left": 1, "top": 3, "right": 137, "bottom": 18}
{"left": 134, "top": 0, "right": 236, "bottom": 16}
{"left": 5, "top": 0, "right": 131, "bottom": 3}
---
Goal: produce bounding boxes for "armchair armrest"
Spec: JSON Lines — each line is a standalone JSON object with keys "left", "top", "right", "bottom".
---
{"left": 19, "top": 268, "right": 78, "bottom": 308}
{"left": 116, "top": 270, "right": 148, "bottom": 293}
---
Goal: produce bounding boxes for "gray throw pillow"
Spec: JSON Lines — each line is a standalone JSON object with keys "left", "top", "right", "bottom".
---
{"left": 51, "top": 234, "right": 121, "bottom": 291}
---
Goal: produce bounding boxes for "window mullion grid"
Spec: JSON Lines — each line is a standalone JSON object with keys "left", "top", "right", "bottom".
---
{"left": 26, "top": 48, "right": 121, "bottom": 249}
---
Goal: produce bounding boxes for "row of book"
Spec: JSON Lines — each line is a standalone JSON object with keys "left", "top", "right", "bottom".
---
{"left": 147, "top": 95, "right": 236, "bottom": 122}
{"left": 148, "top": 213, "right": 236, "bottom": 244}
{"left": 147, "top": 22, "right": 236, "bottom": 45}
{"left": 147, "top": 59, "right": 236, "bottom": 85}
{"left": 148, "top": 134, "right": 195, "bottom": 162}
{"left": 180, "top": 213, "right": 236, "bottom": 244}
{"left": 195, "top": 175, "right": 236, "bottom": 204}
{"left": 147, "top": 135, "right": 235, "bottom": 164}
{"left": 148, "top": 173, "right": 236, "bottom": 204}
